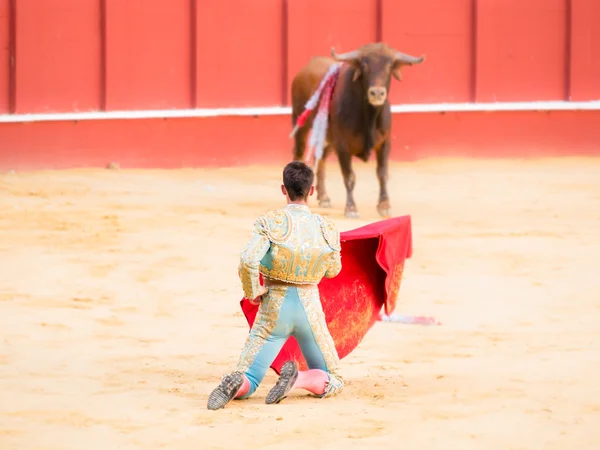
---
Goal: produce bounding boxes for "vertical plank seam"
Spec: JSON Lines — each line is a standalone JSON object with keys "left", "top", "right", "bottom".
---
{"left": 281, "top": 0, "right": 289, "bottom": 106}
{"left": 376, "top": 0, "right": 383, "bottom": 42}
{"left": 99, "top": 0, "right": 107, "bottom": 111}
{"left": 471, "top": 0, "right": 478, "bottom": 103}
{"left": 565, "top": 0, "right": 572, "bottom": 101}
{"left": 190, "top": 0, "right": 197, "bottom": 108}
{"left": 8, "top": 0, "right": 16, "bottom": 113}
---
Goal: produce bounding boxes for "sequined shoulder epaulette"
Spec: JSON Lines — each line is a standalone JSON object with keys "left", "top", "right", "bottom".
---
{"left": 316, "top": 214, "right": 341, "bottom": 251}
{"left": 258, "top": 209, "right": 293, "bottom": 245}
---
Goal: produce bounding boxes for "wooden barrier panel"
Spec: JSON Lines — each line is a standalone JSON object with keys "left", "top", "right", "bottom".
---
{"left": 0, "top": 0, "right": 599, "bottom": 116}
{"left": 285, "top": 0, "right": 378, "bottom": 105}
{"left": 382, "top": 0, "right": 474, "bottom": 104}
{"left": 1, "top": 110, "right": 600, "bottom": 171}
{"left": 570, "top": 0, "right": 600, "bottom": 101}
{"left": 475, "top": 0, "right": 568, "bottom": 102}
{"left": 105, "top": 0, "right": 192, "bottom": 111}
{"left": 195, "top": 0, "right": 284, "bottom": 107}
{"left": 0, "top": 0, "right": 9, "bottom": 113}
{"left": 13, "top": 0, "right": 102, "bottom": 113}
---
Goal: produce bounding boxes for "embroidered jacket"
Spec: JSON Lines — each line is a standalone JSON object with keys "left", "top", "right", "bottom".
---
{"left": 238, "top": 204, "right": 342, "bottom": 300}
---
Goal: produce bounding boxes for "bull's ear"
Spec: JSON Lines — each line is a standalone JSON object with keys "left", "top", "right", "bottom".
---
{"left": 392, "top": 60, "right": 404, "bottom": 81}
{"left": 352, "top": 66, "right": 362, "bottom": 82}
{"left": 391, "top": 51, "right": 425, "bottom": 82}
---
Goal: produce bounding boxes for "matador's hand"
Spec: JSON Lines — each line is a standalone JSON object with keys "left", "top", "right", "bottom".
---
{"left": 249, "top": 285, "right": 269, "bottom": 305}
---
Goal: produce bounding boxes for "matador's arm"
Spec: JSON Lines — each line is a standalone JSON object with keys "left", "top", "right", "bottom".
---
{"left": 238, "top": 217, "right": 271, "bottom": 300}
{"left": 322, "top": 217, "right": 342, "bottom": 279}
{"left": 324, "top": 247, "right": 342, "bottom": 279}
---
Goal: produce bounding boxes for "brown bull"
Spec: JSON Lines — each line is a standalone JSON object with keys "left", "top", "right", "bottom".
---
{"left": 291, "top": 42, "right": 425, "bottom": 218}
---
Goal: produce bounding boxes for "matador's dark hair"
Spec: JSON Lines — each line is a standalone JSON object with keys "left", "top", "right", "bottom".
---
{"left": 283, "top": 161, "right": 314, "bottom": 201}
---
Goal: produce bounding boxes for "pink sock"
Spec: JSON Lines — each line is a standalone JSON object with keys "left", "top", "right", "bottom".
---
{"left": 293, "top": 369, "right": 328, "bottom": 395}
{"left": 235, "top": 375, "right": 251, "bottom": 398}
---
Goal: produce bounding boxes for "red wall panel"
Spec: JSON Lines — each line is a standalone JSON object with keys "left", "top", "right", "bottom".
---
{"left": 1, "top": 0, "right": 599, "bottom": 117}
{"left": 382, "top": 0, "right": 473, "bottom": 104}
{"left": 195, "top": 0, "right": 283, "bottom": 107}
{"left": 475, "top": 0, "right": 567, "bottom": 102}
{"left": 0, "top": 0, "right": 9, "bottom": 113}
{"left": 286, "top": 0, "right": 378, "bottom": 105}
{"left": 2, "top": 111, "right": 600, "bottom": 171}
{"left": 105, "top": 0, "right": 192, "bottom": 110}
{"left": 13, "top": 0, "right": 101, "bottom": 113}
{"left": 569, "top": 0, "right": 600, "bottom": 101}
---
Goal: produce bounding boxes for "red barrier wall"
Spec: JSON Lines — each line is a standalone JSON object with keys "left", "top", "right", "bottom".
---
{"left": 286, "top": 0, "right": 379, "bottom": 105}
{"left": 14, "top": 0, "right": 102, "bottom": 113}
{"left": 4, "top": 0, "right": 600, "bottom": 112}
{"left": 570, "top": 0, "right": 600, "bottom": 100}
{"left": 105, "top": 0, "right": 192, "bottom": 110}
{"left": 383, "top": 0, "right": 474, "bottom": 104}
{"left": 0, "top": 111, "right": 600, "bottom": 170}
{"left": 196, "top": 0, "right": 285, "bottom": 107}
{"left": 1, "top": 110, "right": 599, "bottom": 171}
{"left": 475, "top": 0, "right": 569, "bottom": 102}
{"left": 1, "top": 0, "right": 599, "bottom": 170}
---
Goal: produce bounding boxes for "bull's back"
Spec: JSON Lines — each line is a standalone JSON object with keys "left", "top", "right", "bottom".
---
{"left": 291, "top": 56, "right": 335, "bottom": 119}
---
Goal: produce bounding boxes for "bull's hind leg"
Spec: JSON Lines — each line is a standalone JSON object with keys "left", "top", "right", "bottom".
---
{"left": 292, "top": 126, "right": 310, "bottom": 162}
{"left": 316, "top": 145, "right": 332, "bottom": 208}
{"left": 337, "top": 148, "right": 359, "bottom": 219}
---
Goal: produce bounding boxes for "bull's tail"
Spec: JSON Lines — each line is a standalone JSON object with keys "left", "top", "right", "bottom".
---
{"left": 289, "top": 63, "right": 342, "bottom": 163}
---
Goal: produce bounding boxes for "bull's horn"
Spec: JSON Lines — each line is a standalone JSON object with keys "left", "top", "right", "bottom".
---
{"left": 394, "top": 52, "right": 425, "bottom": 65}
{"left": 331, "top": 47, "right": 360, "bottom": 62}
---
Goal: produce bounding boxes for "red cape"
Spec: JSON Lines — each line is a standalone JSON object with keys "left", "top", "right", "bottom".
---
{"left": 240, "top": 215, "right": 413, "bottom": 374}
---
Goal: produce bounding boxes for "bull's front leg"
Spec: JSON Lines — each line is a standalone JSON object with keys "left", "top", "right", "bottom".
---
{"left": 376, "top": 139, "right": 391, "bottom": 218}
{"left": 337, "top": 147, "right": 359, "bottom": 218}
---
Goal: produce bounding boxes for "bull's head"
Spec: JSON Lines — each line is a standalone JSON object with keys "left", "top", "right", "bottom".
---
{"left": 331, "top": 43, "right": 425, "bottom": 107}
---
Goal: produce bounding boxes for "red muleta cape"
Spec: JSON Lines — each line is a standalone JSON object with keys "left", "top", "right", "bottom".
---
{"left": 240, "top": 215, "right": 413, "bottom": 374}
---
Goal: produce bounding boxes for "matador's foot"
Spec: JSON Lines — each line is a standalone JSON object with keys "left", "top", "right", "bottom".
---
{"left": 265, "top": 361, "right": 299, "bottom": 405}
{"left": 207, "top": 372, "right": 244, "bottom": 410}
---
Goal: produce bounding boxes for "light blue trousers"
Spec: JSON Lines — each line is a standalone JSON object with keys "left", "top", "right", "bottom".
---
{"left": 235, "top": 285, "right": 340, "bottom": 398}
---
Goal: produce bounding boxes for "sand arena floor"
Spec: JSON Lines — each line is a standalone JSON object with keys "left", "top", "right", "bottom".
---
{"left": 0, "top": 157, "right": 599, "bottom": 449}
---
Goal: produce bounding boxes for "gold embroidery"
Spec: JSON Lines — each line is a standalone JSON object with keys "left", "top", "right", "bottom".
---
{"left": 256, "top": 206, "right": 342, "bottom": 285}
{"left": 297, "top": 287, "right": 343, "bottom": 381}
{"left": 235, "top": 287, "right": 286, "bottom": 372}
{"left": 317, "top": 214, "right": 341, "bottom": 251}
{"left": 321, "top": 374, "right": 344, "bottom": 398}
{"left": 387, "top": 262, "right": 405, "bottom": 312}
{"left": 323, "top": 248, "right": 342, "bottom": 279}
{"left": 262, "top": 209, "right": 293, "bottom": 244}
{"left": 238, "top": 218, "right": 271, "bottom": 300}
{"left": 267, "top": 245, "right": 293, "bottom": 281}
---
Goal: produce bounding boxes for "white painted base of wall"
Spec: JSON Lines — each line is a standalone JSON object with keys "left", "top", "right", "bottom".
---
{"left": 1, "top": 100, "right": 599, "bottom": 124}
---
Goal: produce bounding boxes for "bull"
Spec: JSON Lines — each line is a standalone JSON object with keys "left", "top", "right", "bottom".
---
{"left": 290, "top": 42, "right": 425, "bottom": 218}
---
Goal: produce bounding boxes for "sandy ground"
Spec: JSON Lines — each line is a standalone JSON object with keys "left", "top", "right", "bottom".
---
{"left": 1, "top": 157, "right": 599, "bottom": 449}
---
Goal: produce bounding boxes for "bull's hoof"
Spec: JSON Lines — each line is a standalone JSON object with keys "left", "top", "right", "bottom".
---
{"left": 377, "top": 202, "right": 392, "bottom": 219}
{"left": 344, "top": 208, "right": 360, "bottom": 219}
{"left": 319, "top": 198, "right": 332, "bottom": 208}
{"left": 377, "top": 208, "right": 391, "bottom": 219}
